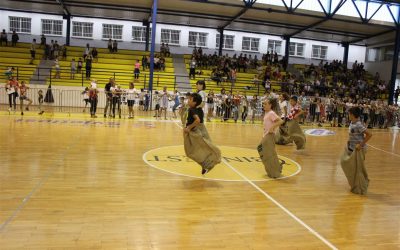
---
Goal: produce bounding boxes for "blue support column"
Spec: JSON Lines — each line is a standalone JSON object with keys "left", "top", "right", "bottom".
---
{"left": 284, "top": 35, "right": 290, "bottom": 70}
{"left": 144, "top": 20, "right": 150, "bottom": 52}
{"left": 389, "top": 26, "right": 400, "bottom": 105}
{"left": 148, "top": 0, "right": 158, "bottom": 106}
{"left": 342, "top": 42, "right": 349, "bottom": 70}
{"left": 218, "top": 28, "right": 224, "bottom": 56}
{"left": 65, "top": 14, "right": 71, "bottom": 46}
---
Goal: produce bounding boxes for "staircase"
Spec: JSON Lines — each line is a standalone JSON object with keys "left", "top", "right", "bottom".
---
{"left": 30, "top": 59, "right": 54, "bottom": 85}
{"left": 171, "top": 54, "right": 192, "bottom": 92}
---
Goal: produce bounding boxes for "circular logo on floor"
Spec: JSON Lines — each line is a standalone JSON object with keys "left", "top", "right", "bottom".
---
{"left": 304, "top": 129, "right": 335, "bottom": 136}
{"left": 143, "top": 145, "right": 301, "bottom": 181}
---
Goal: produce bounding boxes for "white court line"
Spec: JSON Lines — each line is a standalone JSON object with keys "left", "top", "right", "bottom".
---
{"left": 367, "top": 144, "right": 400, "bottom": 158}
{"left": 174, "top": 120, "right": 337, "bottom": 249}
{"left": 221, "top": 159, "right": 338, "bottom": 250}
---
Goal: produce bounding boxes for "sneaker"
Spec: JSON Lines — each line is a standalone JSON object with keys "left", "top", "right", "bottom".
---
{"left": 104, "top": 114, "right": 106, "bottom": 118}
{"left": 21, "top": 112, "right": 24, "bottom": 115}
{"left": 25, "top": 107, "right": 29, "bottom": 111}
{"left": 201, "top": 168, "right": 209, "bottom": 175}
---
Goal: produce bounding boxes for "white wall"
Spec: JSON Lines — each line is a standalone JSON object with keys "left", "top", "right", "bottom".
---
{"left": 365, "top": 60, "right": 400, "bottom": 82}
{"left": 0, "top": 10, "right": 366, "bottom": 65}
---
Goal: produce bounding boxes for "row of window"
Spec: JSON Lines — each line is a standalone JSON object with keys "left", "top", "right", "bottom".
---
{"left": 8, "top": 16, "right": 328, "bottom": 59}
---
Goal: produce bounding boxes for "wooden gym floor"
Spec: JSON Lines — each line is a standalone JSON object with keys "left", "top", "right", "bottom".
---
{"left": 0, "top": 111, "right": 399, "bottom": 249}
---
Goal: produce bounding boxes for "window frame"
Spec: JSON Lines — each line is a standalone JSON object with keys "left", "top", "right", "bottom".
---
{"left": 289, "top": 42, "right": 305, "bottom": 57}
{"left": 102, "top": 24, "right": 124, "bottom": 40}
{"left": 41, "top": 19, "right": 63, "bottom": 36}
{"left": 160, "top": 29, "right": 181, "bottom": 46}
{"left": 267, "top": 39, "right": 282, "bottom": 55}
{"left": 311, "top": 45, "right": 328, "bottom": 59}
{"left": 216, "top": 34, "right": 235, "bottom": 50}
{"left": 132, "top": 26, "right": 152, "bottom": 42}
{"left": 71, "top": 21, "right": 94, "bottom": 39}
{"left": 242, "top": 36, "right": 260, "bottom": 52}
{"left": 9, "top": 16, "right": 31, "bottom": 34}
{"left": 188, "top": 31, "right": 208, "bottom": 48}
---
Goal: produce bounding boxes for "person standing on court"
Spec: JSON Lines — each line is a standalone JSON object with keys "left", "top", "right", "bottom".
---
{"left": 340, "top": 107, "right": 372, "bottom": 195}
{"left": 89, "top": 82, "right": 99, "bottom": 118}
{"left": 19, "top": 81, "right": 33, "bottom": 115}
{"left": 257, "top": 97, "right": 284, "bottom": 178}
{"left": 196, "top": 80, "right": 207, "bottom": 110}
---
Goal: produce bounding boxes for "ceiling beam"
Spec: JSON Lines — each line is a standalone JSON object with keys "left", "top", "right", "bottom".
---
{"left": 349, "top": 28, "right": 396, "bottom": 44}
{"left": 55, "top": 0, "right": 70, "bottom": 16}
{"left": 288, "top": 0, "right": 346, "bottom": 37}
{"left": 220, "top": 0, "right": 257, "bottom": 29}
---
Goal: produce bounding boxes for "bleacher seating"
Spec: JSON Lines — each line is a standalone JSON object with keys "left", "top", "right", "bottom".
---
{"left": 47, "top": 46, "right": 176, "bottom": 90}
{"left": 0, "top": 43, "right": 42, "bottom": 82}
{"left": 184, "top": 55, "right": 282, "bottom": 95}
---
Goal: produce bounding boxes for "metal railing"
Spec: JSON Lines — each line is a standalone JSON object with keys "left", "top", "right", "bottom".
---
{"left": 2, "top": 65, "right": 283, "bottom": 96}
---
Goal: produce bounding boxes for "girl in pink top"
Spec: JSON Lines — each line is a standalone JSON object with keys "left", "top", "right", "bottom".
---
{"left": 258, "top": 98, "right": 284, "bottom": 178}
{"left": 263, "top": 98, "right": 284, "bottom": 136}
{"left": 134, "top": 60, "right": 141, "bottom": 80}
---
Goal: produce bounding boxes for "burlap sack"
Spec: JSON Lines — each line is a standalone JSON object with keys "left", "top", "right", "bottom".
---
{"left": 197, "top": 123, "right": 211, "bottom": 141}
{"left": 275, "top": 123, "right": 291, "bottom": 145}
{"left": 287, "top": 120, "right": 306, "bottom": 150}
{"left": 340, "top": 148, "right": 369, "bottom": 195}
{"left": 257, "top": 133, "right": 282, "bottom": 178}
{"left": 184, "top": 125, "right": 221, "bottom": 171}
{"left": 180, "top": 106, "right": 188, "bottom": 126}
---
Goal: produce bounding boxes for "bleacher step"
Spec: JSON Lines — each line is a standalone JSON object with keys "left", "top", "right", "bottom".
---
{"left": 30, "top": 59, "right": 54, "bottom": 85}
{"left": 171, "top": 54, "right": 192, "bottom": 92}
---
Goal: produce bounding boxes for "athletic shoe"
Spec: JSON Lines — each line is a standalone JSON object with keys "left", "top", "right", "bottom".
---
{"left": 25, "top": 107, "right": 29, "bottom": 111}
{"left": 21, "top": 112, "right": 24, "bottom": 115}
{"left": 201, "top": 168, "right": 209, "bottom": 175}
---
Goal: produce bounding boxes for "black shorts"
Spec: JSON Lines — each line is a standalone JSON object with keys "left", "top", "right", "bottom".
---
{"left": 155, "top": 104, "right": 160, "bottom": 110}
{"left": 128, "top": 100, "right": 135, "bottom": 107}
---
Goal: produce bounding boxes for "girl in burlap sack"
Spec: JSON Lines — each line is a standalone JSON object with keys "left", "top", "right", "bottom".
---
{"left": 257, "top": 98, "right": 284, "bottom": 178}
{"left": 340, "top": 107, "right": 372, "bottom": 195}
{"left": 183, "top": 93, "right": 221, "bottom": 175}
{"left": 287, "top": 95, "right": 306, "bottom": 150}
{"left": 275, "top": 93, "right": 291, "bottom": 145}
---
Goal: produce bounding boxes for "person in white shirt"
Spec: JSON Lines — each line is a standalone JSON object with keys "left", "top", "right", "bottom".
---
{"left": 110, "top": 81, "right": 122, "bottom": 118}
{"left": 279, "top": 93, "right": 290, "bottom": 118}
{"left": 159, "top": 86, "right": 169, "bottom": 120}
{"left": 196, "top": 80, "right": 207, "bottom": 111}
{"left": 127, "top": 82, "right": 138, "bottom": 119}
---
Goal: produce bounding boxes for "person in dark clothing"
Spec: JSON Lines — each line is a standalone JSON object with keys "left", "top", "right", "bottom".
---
{"left": 11, "top": 30, "right": 19, "bottom": 47}
{"left": 85, "top": 55, "right": 93, "bottom": 80}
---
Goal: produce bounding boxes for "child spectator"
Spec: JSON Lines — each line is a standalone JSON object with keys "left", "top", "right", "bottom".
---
{"left": 77, "top": 58, "right": 83, "bottom": 74}
{"left": 82, "top": 87, "right": 90, "bottom": 112}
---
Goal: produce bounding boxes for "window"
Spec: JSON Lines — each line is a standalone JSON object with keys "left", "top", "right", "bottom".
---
{"left": 366, "top": 48, "right": 379, "bottom": 62}
{"left": 132, "top": 26, "right": 151, "bottom": 42}
{"left": 289, "top": 42, "right": 305, "bottom": 57}
{"left": 41, "top": 19, "right": 63, "bottom": 36}
{"left": 9, "top": 17, "right": 31, "bottom": 33}
{"left": 102, "top": 24, "right": 123, "bottom": 40}
{"left": 161, "top": 29, "right": 180, "bottom": 45}
{"left": 267, "top": 40, "right": 282, "bottom": 54}
{"left": 242, "top": 37, "right": 260, "bottom": 52}
{"left": 72, "top": 22, "right": 93, "bottom": 38}
{"left": 312, "top": 45, "right": 328, "bottom": 59}
{"left": 216, "top": 34, "right": 234, "bottom": 50}
{"left": 188, "top": 32, "right": 208, "bottom": 47}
